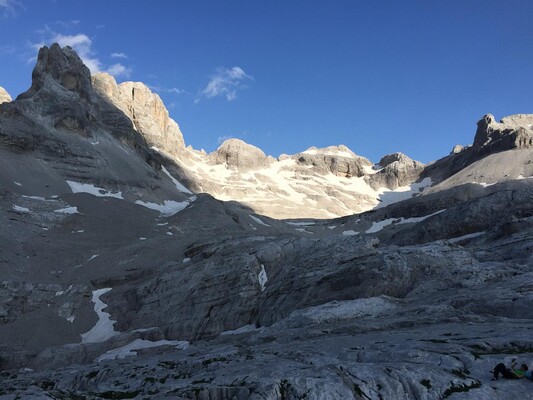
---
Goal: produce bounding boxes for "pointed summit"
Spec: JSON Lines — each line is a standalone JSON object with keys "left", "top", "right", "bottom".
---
{"left": 19, "top": 43, "right": 95, "bottom": 103}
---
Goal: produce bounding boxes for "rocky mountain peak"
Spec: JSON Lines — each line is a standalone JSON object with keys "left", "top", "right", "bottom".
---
{"left": 92, "top": 72, "right": 185, "bottom": 157}
{"left": 211, "top": 138, "right": 269, "bottom": 170}
{"left": 19, "top": 43, "right": 94, "bottom": 103}
{"left": 378, "top": 152, "right": 415, "bottom": 167}
{"left": 473, "top": 113, "right": 533, "bottom": 154}
{"left": 0, "top": 86, "right": 11, "bottom": 104}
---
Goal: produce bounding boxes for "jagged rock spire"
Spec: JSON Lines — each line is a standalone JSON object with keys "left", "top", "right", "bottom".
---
{"left": 19, "top": 43, "right": 95, "bottom": 103}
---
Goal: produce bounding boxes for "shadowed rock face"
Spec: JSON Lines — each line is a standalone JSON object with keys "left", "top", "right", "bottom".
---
{"left": 474, "top": 113, "right": 533, "bottom": 154}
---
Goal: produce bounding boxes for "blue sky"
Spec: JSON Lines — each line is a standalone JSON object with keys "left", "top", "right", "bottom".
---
{"left": 1, "top": 0, "right": 532, "bottom": 163}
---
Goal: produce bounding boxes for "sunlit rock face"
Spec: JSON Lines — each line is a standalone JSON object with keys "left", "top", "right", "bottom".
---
{"left": 0, "top": 87, "right": 11, "bottom": 104}
{"left": 92, "top": 72, "right": 186, "bottom": 158}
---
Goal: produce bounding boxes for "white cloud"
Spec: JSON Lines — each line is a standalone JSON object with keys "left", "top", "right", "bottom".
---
{"left": 110, "top": 52, "right": 128, "bottom": 59}
{"left": 106, "top": 63, "right": 132, "bottom": 78}
{"left": 201, "top": 66, "right": 253, "bottom": 101}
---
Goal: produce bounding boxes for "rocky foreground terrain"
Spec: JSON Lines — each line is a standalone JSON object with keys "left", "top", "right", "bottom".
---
{"left": 0, "top": 44, "right": 532, "bottom": 399}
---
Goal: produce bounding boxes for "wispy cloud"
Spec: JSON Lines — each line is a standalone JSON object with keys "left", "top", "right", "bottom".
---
{"left": 217, "top": 135, "right": 233, "bottom": 144}
{"left": 0, "top": 0, "right": 23, "bottom": 15}
{"left": 106, "top": 63, "right": 132, "bottom": 78}
{"left": 200, "top": 66, "right": 253, "bottom": 102}
{"left": 30, "top": 29, "right": 132, "bottom": 79}
{"left": 110, "top": 52, "right": 128, "bottom": 59}
{"left": 54, "top": 19, "right": 80, "bottom": 28}
{"left": 149, "top": 84, "right": 187, "bottom": 95}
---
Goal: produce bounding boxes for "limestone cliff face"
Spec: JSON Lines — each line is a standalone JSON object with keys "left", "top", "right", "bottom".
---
{"left": 92, "top": 72, "right": 185, "bottom": 157}
{"left": 210, "top": 138, "right": 269, "bottom": 171}
{"left": 366, "top": 152, "right": 425, "bottom": 190}
{"left": 292, "top": 145, "right": 372, "bottom": 177}
{"left": 473, "top": 113, "right": 533, "bottom": 154}
{"left": 0, "top": 87, "right": 12, "bottom": 104}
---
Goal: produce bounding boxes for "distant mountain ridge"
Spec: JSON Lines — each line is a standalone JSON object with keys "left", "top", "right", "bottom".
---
{"left": 1, "top": 44, "right": 531, "bottom": 219}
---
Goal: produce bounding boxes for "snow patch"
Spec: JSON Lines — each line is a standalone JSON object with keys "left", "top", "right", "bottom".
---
{"left": 81, "top": 288, "right": 118, "bottom": 344}
{"left": 67, "top": 316, "right": 75, "bottom": 323}
{"left": 53, "top": 207, "right": 79, "bottom": 214}
{"left": 161, "top": 165, "right": 193, "bottom": 194}
{"left": 342, "top": 230, "right": 359, "bottom": 236}
{"left": 295, "top": 228, "right": 313, "bottom": 234}
{"left": 87, "top": 254, "right": 99, "bottom": 262}
{"left": 96, "top": 339, "right": 189, "bottom": 362}
{"left": 258, "top": 265, "right": 268, "bottom": 292}
{"left": 135, "top": 200, "right": 190, "bottom": 216}
{"left": 66, "top": 181, "right": 123, "bottom": 199}
{"left": 377, "top": 177, "right": 432, "bottom": 208}
{"left": 327, "top": 225, "right": 337, "bottom": 230}
{"left": 183, "top": 258, "right": 191, "bottom": 263}
{"left": 366, "top": 209, "right": 446, "bottom": 234}
{"left": 139, "top": 237, "right": 147, "bottom": 241}
{"left": 14, "top": 181, "right": 22, "bottom": 186}
{"left": 13, "top": 205, "right": 29, "bottom": 212}
{"left": 249, "top": 215, "right": 271, "bottom": 227}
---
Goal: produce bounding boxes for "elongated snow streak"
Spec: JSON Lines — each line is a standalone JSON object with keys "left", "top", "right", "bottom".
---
{"left": 258, "top": 265, "right": 268, "bottom": 292}
{"left": 81, "top": 288, "right": 118, "bottom": 344}
{"left": 161, "top": 165, "right": 192, "bottom": 194}
{"left": 448, "top": 231, "right": 486, "bottom": 243}
{"left": 249, "top": 215, "right": 271, "bottom": 227}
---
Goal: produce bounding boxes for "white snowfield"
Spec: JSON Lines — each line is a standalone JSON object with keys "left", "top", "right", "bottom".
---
{"left": 12, "top": 205, "right": 30, "bottom": 212}
{"left": 96, "top": 338, "right": 189, "bottom": 362}
{"left": 66, "top": 180, "right": 123, "bottom": 199}
{"left": 175, "top": 147, "right": 437, "bottom": 219}
{"left": 81, "top": 288, "right": 118, "bottom": 344}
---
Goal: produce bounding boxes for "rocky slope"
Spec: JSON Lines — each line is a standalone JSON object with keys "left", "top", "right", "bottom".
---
{"left": 0, "top": 44, "right": 532, "bottom": 399}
